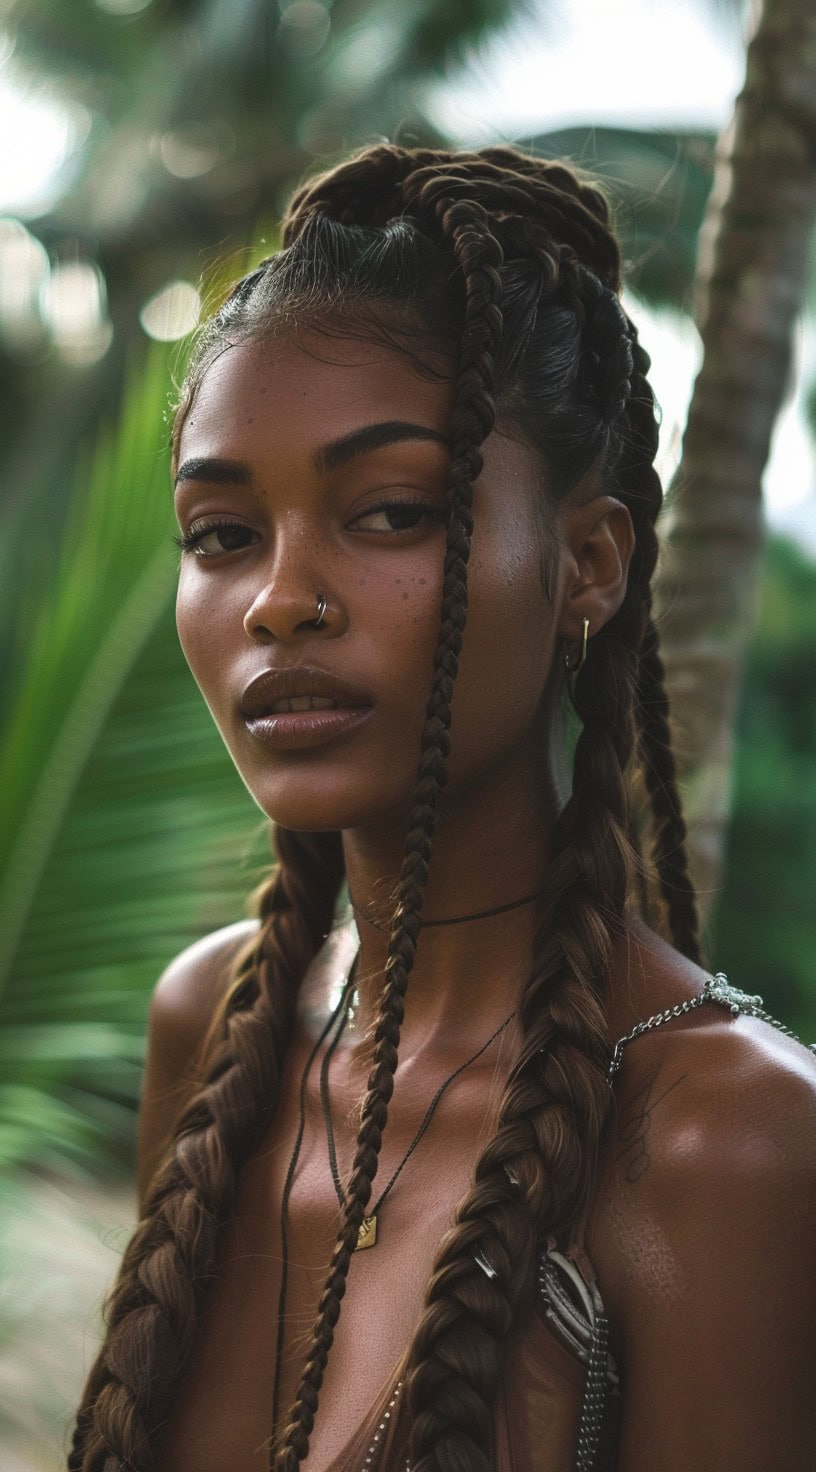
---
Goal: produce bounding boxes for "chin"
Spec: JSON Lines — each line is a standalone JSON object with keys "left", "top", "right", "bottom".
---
{"left": 237, "top": 765, "right": 414, "bottom": 837}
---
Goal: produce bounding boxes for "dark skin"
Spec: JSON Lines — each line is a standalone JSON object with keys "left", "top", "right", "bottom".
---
{"left": 141, "top": 330, "right": 816, "bottom": 1470}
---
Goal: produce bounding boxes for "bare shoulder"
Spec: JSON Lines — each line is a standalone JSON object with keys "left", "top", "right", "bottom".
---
{"left": 590, "top": 928, "right": 816, "bottom": 1469}
{"left": 600, "top": 918, "right": 816, "bottom": 1233}
{"left": 148, "top": 917, "right": 262, "bottom": 1051}
{"left": 608, "top": 918, "right": 816, "bottom": 1171}
{"left": 137, "top": 918, "right": 260, "bottom": 1206}
{"left": 605, "top": 989, "right": 816, "bottom": 1213}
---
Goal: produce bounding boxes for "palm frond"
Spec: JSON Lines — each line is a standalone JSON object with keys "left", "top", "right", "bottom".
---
{"left": 0, "top": 341, "right": 270, "bottom": 1180}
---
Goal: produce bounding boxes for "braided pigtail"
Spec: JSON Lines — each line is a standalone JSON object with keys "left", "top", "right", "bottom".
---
{"left": 68, "top": 827, "right": 343, "bottom": 1472}
{"left": 615, "top": 334, "right": 701, "bottom": 962}
{"left": 271, "top": 184, "right": 503, "bottom": 1471}
{"left": 403, "top": 424, "right": 642, "bottom": 1472}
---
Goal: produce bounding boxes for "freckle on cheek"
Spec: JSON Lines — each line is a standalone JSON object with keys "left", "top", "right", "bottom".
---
{"left": 402, "top": 591, "right": 409, "bottom": 601}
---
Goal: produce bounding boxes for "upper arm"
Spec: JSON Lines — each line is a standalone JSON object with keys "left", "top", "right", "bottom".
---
{"left": 602, "top": 1019, "right": 816, "bottom": 1471}
{"left": 136, "top": 918, "right": 260, "bottom": 1212}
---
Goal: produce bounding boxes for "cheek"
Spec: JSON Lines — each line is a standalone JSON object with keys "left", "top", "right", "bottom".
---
{"left": 175, "top": 576, "right": 209, "bottom": 681}
{"left": 351, "top": 560, "right": 443, "bottom": 715}
{"left": 174, "top": 575, "right": 240, "bottom": 726}
{"left": 449, "top": 528, "right": 556, "bottom": 767}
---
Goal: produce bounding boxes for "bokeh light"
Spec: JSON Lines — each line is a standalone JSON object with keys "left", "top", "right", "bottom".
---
{"left": 139, "top": 280, "right": 201, "bottom": 341}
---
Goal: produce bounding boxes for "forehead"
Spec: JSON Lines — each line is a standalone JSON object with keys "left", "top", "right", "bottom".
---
{"left": 177, "top": 331, "right": 455, "bottom": 462}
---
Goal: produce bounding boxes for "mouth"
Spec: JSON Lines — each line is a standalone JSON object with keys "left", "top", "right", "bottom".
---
{"left": 239, "top": 665, "right": 373, "bottom": 750}
{"left": 265, "top": 694, "right": 342, "bottom": 714}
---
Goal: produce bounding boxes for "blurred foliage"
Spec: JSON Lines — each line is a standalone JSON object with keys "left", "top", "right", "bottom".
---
{"left": 528, "top": 125, "right": 717, "bottom": 308}
{"left": 710, "top": 534, "right": 816, "bottom": 1041}
{"left": 0, "top": 334, "right": 274, "bottom": 1182}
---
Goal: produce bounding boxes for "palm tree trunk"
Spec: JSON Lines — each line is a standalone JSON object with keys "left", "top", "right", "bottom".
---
{"left": 657, "top": 0, "right": 816, "bottom": 926}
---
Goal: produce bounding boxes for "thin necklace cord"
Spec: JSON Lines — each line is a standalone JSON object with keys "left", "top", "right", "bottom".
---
{"left": 269, "top": 954, "right": 516, "bottom": 1464}
{"left": 270, "top": 959, "right": 357, "bottom": 1448}
{"left": 320, "top": 1004, "right": 516, "bottom": 1220}
{"left": 349, "top": 886, "right": 546, "bottom": 931}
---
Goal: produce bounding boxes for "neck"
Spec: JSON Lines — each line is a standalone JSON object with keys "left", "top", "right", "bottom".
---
{"left": 341, "top": 747, "right": 564, "bottom": 1052}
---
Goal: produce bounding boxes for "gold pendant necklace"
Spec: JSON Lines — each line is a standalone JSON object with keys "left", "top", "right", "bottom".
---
{"left": 356, "top": 1214, "right": 377, "bottom": 1249}
{"left": 319, "top": 980, "right": 515, "bottom": 1250}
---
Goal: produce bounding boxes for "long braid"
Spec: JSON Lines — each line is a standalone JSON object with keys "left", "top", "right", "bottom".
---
{"left": 68, "top": 828, "right": 343, "bottom": 1472}
{"left": 404, "top": 450, "right": 643, "bottom": 1472}
{"left": 271, "top": 182, "right": 503, "bottom": 1471}
{"left": 617, "top": 334, "right": 701, "bottom": 961}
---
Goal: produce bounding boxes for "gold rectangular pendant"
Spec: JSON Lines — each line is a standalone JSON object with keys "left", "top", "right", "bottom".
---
{"left": 356, "top": 1214, "right": 377, "bottom": 1250}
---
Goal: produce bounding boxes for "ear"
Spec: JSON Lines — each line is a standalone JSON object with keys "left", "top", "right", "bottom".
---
{"left": 557, "top": 494, "right": 636, "bottom": 645}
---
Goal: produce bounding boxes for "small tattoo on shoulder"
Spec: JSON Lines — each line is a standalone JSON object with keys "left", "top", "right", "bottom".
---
{"left": 615, "top": 1069, "right": 686, "bottom": 1183}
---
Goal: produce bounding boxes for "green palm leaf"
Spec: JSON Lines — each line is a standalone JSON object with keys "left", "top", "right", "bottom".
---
{"left": 0, "top": 342, "right": 268, "bottom": 1181}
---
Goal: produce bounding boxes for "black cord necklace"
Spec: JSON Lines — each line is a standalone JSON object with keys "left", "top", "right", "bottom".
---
{"left": 319, "top": 988, "right": 516, "bottom": 1250}
{"left": 271, "top": 963, "right": 357, "bottom": 1447}
{"left": 348, "top": 885, "right": 546, "bottom": 932}
{"left": 269, "top": 953, "right": 515, "bottom": 1458}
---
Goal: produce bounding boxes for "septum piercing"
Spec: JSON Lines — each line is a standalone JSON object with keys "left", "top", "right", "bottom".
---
{"left": 314, "top": 594, "right": 328, "bottom": 629}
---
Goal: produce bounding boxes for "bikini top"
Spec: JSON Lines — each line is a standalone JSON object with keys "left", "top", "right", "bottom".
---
{"left": 323, "top": 974, "right": 816, "bottom": 1472}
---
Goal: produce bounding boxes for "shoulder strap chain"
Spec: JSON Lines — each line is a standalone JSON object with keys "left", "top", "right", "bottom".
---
{"left": 607, "top": 972, "right": 816, "bottom": 1083}
{"left": 568, "top": 972, "right": 816, "bottom": 1471}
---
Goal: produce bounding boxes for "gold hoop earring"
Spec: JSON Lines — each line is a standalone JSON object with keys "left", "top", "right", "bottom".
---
{"left": 565, "top": 616, "right": 590, "bottom": 675}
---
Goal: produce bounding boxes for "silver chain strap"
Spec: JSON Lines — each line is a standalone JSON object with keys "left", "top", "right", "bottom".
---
{"left": 607, "top": 971, "right": 816, "bottom": 1083}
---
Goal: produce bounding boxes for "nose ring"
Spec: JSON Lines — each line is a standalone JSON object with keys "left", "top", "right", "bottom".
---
{"left": 314, "top": 594, "right": 328, "bottom": 629}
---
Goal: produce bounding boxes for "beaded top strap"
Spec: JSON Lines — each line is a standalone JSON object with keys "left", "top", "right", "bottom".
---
{"left": 607, "top": 972, "right": 816, "bottom": 1083}
{"left": 537, "top": 1241, "right": 619, "bottom": 1472}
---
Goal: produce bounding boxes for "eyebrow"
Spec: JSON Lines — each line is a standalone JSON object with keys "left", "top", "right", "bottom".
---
{"left": 174, "top": 456, "right": 250, "bottom": 488}
{"left": 313, "top": 420, "right": 450, "bottom": 472}
{"left": 174, "top": 421, "right": 449, "bottom": 490}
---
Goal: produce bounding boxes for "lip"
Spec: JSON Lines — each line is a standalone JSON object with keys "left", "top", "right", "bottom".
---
{"left": 243, "top": 706, "right": 373, "bottom": 751}
{"left": 239, "top": 664, "right": 373, "bottom": 751}
{"left": 239, "top": 664, "right": 373, "bottom": 719}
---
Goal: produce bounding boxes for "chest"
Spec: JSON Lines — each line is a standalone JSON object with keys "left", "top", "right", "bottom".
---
{"left": 153, "top": 1036, "right": 503, "bottom": 1472}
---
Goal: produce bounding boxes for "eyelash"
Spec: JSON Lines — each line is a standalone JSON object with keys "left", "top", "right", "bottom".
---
{"left": 171, "top": 519, "right": 254, "bottom": 556}
{"left": 171, "top": 501, "right": 448, "bottom": 558}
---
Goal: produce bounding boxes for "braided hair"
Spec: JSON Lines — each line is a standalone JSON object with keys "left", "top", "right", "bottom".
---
{"left": 69, "top": 143, "right": 700, "bottom": 1472}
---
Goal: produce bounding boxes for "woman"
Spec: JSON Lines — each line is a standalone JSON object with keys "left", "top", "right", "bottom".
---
{"left": 68, "top": 144, "right": 816, "bottom": 1472}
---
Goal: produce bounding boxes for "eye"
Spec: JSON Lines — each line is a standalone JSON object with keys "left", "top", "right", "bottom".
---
{"left": 172, "top": 519, "right": 259, "bottom": 557}
{"left": 350, "top": 500, "right": 448, "bottom": 534}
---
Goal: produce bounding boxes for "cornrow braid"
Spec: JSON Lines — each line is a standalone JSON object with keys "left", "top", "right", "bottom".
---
{"left": 405, "top": 163, "right": 620, "bottom": 291}
{"left": 68, "top": 828, "right": 344, "bottom": 1471}
{"left": 271, "top": 189, "right": 503, "bottom": 1471}
{"left": 282, "top": 142, "right": 619, "bottom": 292}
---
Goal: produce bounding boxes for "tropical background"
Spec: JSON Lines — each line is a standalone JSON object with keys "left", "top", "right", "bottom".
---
{"left": 1, "top": 0, "right": 815, "bottom": 1466}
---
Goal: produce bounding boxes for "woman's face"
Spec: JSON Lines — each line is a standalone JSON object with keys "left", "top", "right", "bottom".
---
{"left": 173, "top": 329, "right": 564, "bottom": 834}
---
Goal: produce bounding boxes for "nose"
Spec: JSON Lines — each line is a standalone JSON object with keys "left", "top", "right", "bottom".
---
{"left": 242, "top": 539, "right": 346, "bottom": 643}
